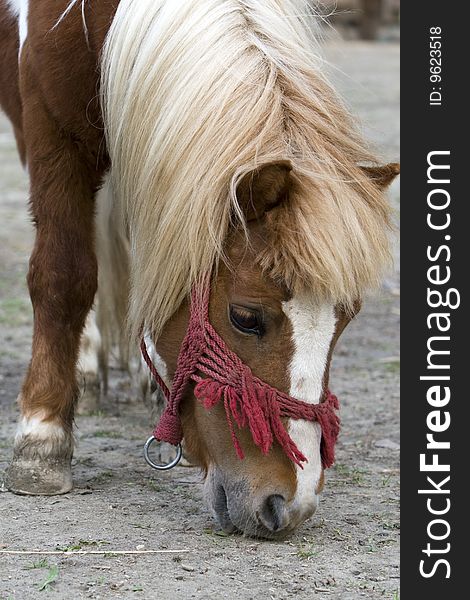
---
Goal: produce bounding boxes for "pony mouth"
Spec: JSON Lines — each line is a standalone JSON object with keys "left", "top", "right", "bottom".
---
{"left": 212, "top": 484, "right": 237, "bottom": 534}
{"left": 210, "top": 482, "right": 295, "bottom": 540}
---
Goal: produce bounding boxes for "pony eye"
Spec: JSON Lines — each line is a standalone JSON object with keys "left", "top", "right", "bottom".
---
{"left": 229, "top": 305, "right": 264, "bottom": 336}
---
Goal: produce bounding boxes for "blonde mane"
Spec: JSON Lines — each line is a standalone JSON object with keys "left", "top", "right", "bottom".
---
{"left": 101, "top": 0, "right": 391, "bottom": 340}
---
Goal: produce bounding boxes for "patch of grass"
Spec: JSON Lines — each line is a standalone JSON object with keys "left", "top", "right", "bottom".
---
{"left": 179, "top": 488, "right": 196, "bottom": 501}
{"left": 38, "top": 565, "right": 59, "bottom": 592}
{"left": 382, "top": 521, "right": 400, "bottom": 531}
{"left": 55, "top": 543, "right": 82, "bottom": 552}
{"left": 350, "top": 469, "right": 366, "bottom": 485}
{"left": 89, "top": 430, "right": 122, "bottom": 439}
{"left": 83, "top": 409, "right": 107, "bottom": 418}
{"left": 79, "top": 539, "right": 110, "bottom": 547}
{"left": 203, "top": 528, "right": 229, "bottom": 538}
{"left": 131, "top": 523, "right": 151, "bottom": 530}
{"left": 384, "top": 359, "right": 400, "bottom": 374}
{"left": 132, "top": 586, "right": 143, "bottom": 592}
{"left": 296, "top": 545, "right": 319, "bottom": 559}
{"left": 332, "top": 528, "right": 348, "bottom": 542}
{"left": 292, "top": 534, "right": 321, "bottom": 558}
{"left": 56, "top": 539, "right": 110, "bottom": 552}
{"left": 90, "top": 471, "right": 114, "bottom": 484}
{"left": 146, "top": 479, "right": 162, "bottom": 492}
{"left": 381, "top": 474, "right": 393, "bottom": 487}
{"left": 334, "top": 463, "right": 367, "bottom": 485}
{"left": 25, "top": 558, "right": 49, "bottom": 570}
{"left": 393, "top": 591, "right": 400, "bottom": 600}
{"left": 202, "top": 527, "right": 232, "bottom": 546}
{"left": 76, "top": 456, "right": 94, "bottom": 466}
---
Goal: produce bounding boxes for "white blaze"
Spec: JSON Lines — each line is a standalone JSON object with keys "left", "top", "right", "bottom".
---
{"left": 282, "top": 296, "right": 336, "bottom": 510}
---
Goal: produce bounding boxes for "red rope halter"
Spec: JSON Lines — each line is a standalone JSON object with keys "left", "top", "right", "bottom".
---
{"left": 141, "top": 281, "right": 340, "bottom": 469}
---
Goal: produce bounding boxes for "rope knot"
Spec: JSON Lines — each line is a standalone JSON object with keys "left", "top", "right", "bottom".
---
{"left": 154, "top": 411, "right": 183, "bottom": 447}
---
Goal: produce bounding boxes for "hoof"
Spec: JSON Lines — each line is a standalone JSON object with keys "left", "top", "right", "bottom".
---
{"left": 5, "top": 426, "right": 74, "bottom": 496}
{"left": 5, "top": 456, "right": 72, "bottom": 496}
{"left": 77, "top": 377, "right": 101, "bottom": 415}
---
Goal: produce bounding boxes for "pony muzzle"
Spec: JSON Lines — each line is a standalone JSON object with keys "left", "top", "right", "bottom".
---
{"left": 205, "top": 468, "right": 318, "bottom": 539}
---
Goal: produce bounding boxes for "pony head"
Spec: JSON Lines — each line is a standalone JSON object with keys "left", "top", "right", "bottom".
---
{"left": 101, "top": 0, "right": 399, "bottom": 537}
{"left": 147, "top": 162, "right": 398, "bottom": 538}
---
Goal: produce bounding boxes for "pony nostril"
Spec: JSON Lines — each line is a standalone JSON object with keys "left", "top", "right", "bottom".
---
{"left": 259, "top": 494, "right": 289, "bottom": 532}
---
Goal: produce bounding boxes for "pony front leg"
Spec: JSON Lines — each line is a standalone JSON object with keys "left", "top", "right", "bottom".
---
{"left": 7, "top": 228, "right": 97, "bottom": 494}
{"left": 6, "top": 205, "right": 98, "bottom": 495}
{"left": 6, "top": 213, "right": 98, "bottom": 494}
{"left": 6, "top": 102, "right": 100, "bottom": 496}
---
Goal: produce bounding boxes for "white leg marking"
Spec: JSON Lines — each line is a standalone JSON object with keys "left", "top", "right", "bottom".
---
{"left": 12, "top": 408, "right": 73, "bottom": 473}
{"left": 78, "top": 310, "right": 101, "bottom": 377}
{"left": 282, "top": 297, "right": 336, "bottom": 511}
{"left": 7, "top": 0, "right": 29, "bottom": 55}
{"left": 16, "top": 414, "right": 66, "bottom": 441}
{"left": 15, "top": 411, "right": 68, "bottom": 459}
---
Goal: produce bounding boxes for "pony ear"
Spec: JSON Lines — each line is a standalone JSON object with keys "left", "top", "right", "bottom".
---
{"left": 237, "top": 161, "right": 292, "bottom": 222}
{"left": 361, "top": 162, "right": 400, "bottom": 189}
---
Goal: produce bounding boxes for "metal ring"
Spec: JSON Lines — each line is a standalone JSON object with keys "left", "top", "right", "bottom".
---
{"left": 143, "top": 436, "right": 182, "bottom": 471}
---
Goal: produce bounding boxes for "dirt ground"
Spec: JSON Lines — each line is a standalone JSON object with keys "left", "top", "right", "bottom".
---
{"left": 0, "top": 40, "right": 400, "bottom": 599}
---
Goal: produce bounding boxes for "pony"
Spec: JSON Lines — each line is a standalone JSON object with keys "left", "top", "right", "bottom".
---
{"left": 0, "top": 0, "right": 398, "bottom": 538}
